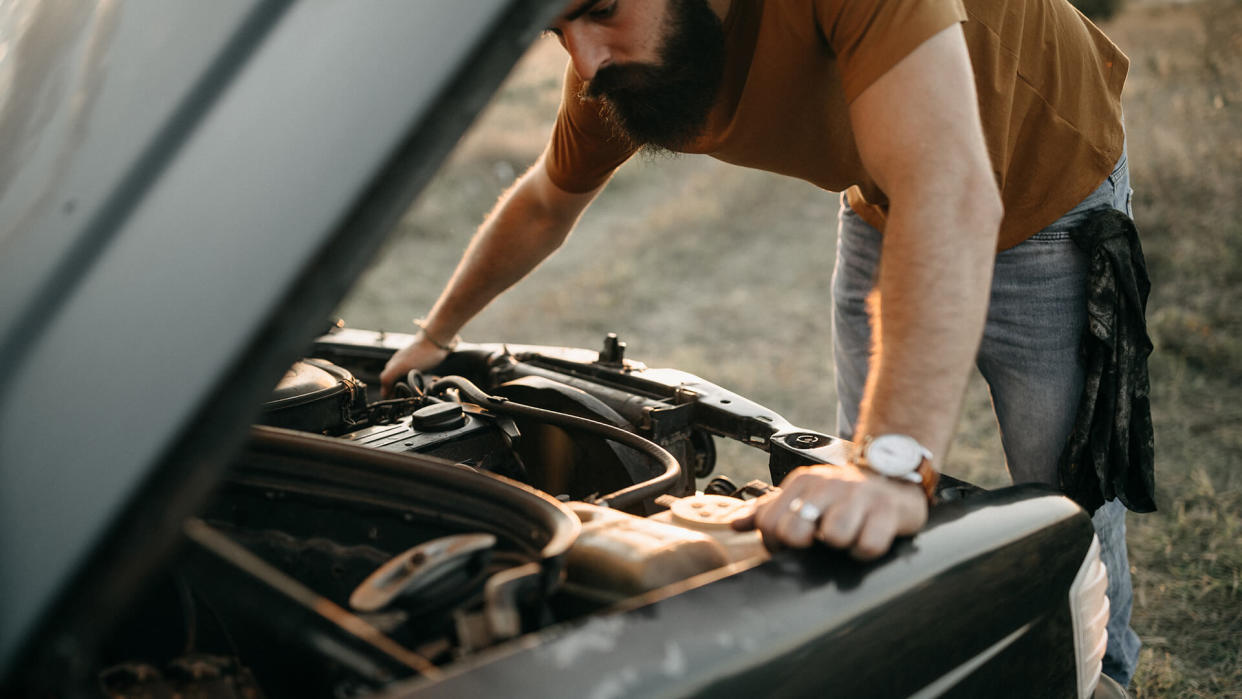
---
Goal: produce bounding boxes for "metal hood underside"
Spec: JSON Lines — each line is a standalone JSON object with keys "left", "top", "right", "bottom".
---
{"left": 0, "top": 0, "right": 563, "bottom": 677}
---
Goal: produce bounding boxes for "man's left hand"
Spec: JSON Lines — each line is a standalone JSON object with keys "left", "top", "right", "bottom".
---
{"left": 731, "top": 464, "right": 928, "bottom": 560}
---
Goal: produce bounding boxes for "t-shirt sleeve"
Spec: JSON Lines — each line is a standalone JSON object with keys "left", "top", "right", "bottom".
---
{"left": 813, "top": 0, "right": 968, "bottom": 103}
{"left": 544, "top": 62, "right": 638, "bottom": 194}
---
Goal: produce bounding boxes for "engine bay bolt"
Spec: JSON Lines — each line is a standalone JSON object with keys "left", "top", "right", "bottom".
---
{"left": 787, "top": 433, "right": 831, "bottom": 449}
{"left": 598, "top": 333, "right": 626, "bottom": 365}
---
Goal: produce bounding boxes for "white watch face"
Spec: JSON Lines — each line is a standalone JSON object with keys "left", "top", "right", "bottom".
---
{"left": 864, "top": 435, "right": 930, "bottom": 477}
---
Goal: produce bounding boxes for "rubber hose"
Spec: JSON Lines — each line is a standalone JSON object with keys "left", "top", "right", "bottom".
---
{"left": 427, "top": 376, "right": 681, "bottom": 509}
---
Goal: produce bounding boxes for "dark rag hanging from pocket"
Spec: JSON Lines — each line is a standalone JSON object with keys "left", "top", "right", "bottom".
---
{"left": 1058, "top": 208, "right": 1157, "bottom": 514}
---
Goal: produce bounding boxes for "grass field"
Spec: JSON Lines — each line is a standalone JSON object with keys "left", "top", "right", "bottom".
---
{"left": 338, "top": 1, "right": 1242, "bottom": 694}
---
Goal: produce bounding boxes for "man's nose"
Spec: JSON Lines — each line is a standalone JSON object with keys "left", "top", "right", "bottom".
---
{"left": 562, "top": 26, "right": 610, "bottom": 81}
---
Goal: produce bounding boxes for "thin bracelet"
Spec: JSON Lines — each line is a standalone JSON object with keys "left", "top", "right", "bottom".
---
{"left": 412, "top": 318, "right": 461, "bottom": 352}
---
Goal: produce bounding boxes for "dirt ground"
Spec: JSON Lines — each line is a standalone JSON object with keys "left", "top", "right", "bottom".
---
{"left": 337, "top": 1, "right": 1242, "bottom": 694}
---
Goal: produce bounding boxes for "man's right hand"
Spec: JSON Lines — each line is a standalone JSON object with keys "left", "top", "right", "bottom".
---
{"left": 731, "top": 463, "right": 928, "bottom": 560}
{"left": 379, "top": 334, "right": 449, "bottom": 398}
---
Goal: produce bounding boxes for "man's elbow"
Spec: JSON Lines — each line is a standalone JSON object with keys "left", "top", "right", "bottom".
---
{"left": 523, "top": 159, "right": 602, "bottom": 236}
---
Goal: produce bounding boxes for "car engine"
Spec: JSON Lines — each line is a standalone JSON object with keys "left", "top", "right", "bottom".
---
{"left": 98, "top": 329, "right": 896, "bottom": 698}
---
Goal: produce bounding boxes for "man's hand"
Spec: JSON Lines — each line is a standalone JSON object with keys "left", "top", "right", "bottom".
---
{"left": 379, "top": 335, "right": 448, "bottom": 398}
{"left": 731, "top": 464, "right": 928, "bottom": 560}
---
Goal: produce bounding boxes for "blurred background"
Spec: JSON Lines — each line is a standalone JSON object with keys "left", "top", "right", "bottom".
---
{"left": 337, "top": 1, "right": 1241, "bottom": 694}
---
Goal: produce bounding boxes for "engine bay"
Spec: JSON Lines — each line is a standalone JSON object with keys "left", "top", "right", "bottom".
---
{"left": 97, "top": 329, "right": 936, "bottom": 697}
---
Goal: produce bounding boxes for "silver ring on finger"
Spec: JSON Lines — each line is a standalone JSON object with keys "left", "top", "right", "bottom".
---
{"left": 787, "top": 497, "right": 822, "bottom": 524}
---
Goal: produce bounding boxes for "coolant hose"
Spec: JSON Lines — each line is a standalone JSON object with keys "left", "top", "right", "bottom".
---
{"left": 427, "top": 376, "right": 682, "bottom": 509}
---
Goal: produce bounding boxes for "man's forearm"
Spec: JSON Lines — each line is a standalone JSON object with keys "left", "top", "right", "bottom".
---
{"left": 854, "top": 190, "right": 1001, "bottom": 468}
{"left": 421, "top": 157, "right": 598, "bottom": 341}
{"left": 380, "top": 155, "right": 600, "bottom": 395}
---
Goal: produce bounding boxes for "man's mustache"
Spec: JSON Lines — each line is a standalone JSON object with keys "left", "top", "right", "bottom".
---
{"left": 582, "top": 62, "right": 665, "bottom": 100}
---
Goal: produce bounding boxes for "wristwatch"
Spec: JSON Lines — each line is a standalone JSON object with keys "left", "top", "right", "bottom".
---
{"left": 852, "top": 434, "right": 939, "bottom": 501}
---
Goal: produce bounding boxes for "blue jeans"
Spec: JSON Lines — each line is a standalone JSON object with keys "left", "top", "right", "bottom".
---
{"left": 831, "top": 152, "right": 1142, "bottom": 686}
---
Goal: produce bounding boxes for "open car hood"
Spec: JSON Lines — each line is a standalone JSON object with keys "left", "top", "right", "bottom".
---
{"left": 0, "top": 0, "right": 563, "bottom": 675}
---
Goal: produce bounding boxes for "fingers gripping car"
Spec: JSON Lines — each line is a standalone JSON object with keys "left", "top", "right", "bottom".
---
{"left": 0, "top": 0, "right": 1119, "bottom": 696}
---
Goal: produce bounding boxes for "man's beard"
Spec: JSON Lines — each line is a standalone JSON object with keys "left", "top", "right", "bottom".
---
{"left": 582, "top": 0, "right": 726, "bottom": 153}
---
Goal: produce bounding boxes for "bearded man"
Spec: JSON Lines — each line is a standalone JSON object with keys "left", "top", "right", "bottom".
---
{"left": 379, "top": 0, "right": 1142, "bottom": 684}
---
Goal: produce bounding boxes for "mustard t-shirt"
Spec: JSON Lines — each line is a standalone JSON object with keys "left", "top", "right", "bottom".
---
{"left": 545, "top": 0, "right": 1128, "bottom": 250}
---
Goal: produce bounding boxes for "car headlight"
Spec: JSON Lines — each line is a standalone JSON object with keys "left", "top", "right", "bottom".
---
{"left": 1070, "top": 533, "right": 1110, "bottom": 698}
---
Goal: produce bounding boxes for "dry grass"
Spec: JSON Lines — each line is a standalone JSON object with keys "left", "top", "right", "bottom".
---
{"left": 1107, "top": 1, "right": 1242, "bottom": 694}
{"left": 337, "top": 1, "right": 1242, "bottom": 693}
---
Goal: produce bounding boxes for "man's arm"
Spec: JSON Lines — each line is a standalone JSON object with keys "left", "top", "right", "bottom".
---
{"left": 379, "top": 152, "right": 603, "bottom": 396}
{"left": 735, "top": 24, "right": 1002, "bottom": 558}
{"left": 851, "top": 22, "right": 1002, "bottom": 463}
